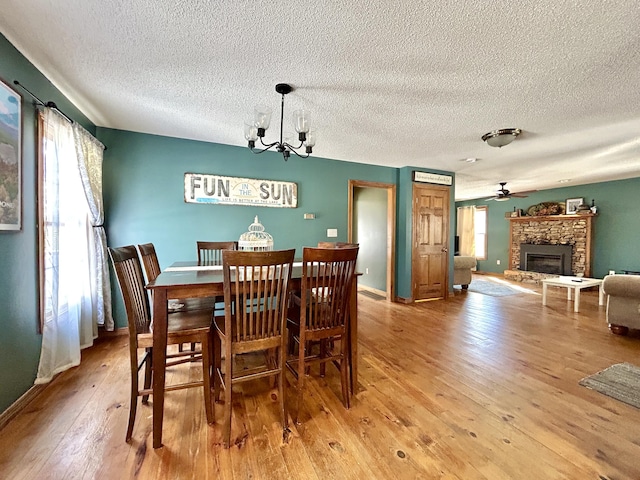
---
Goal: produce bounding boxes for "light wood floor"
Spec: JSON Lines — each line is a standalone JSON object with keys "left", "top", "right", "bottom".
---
{"left": 2, "top": 275, "right": 640, "bottom": 479}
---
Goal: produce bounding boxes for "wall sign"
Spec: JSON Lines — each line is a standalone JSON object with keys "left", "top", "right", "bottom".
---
{"left": 412, "top": 171, "right": 452, "bottom": 186}
{"left": 184, "top": 173, "right": 297, "bottom": 208}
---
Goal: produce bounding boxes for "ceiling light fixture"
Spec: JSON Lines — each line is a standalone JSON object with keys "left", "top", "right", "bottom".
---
{"left": 244, "top": 83, "right": 317, "bottom": 161}
{"left": 481, "top": 128, "right": 522, "bottom": 148}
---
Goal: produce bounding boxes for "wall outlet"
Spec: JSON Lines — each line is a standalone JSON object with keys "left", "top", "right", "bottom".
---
{"left": 496, "top": 259, "right": 501, "bottom": 265}
{"left": 327, "top": 228, "right": 338, "bottom": 238}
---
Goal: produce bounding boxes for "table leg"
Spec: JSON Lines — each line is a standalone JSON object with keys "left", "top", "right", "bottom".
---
{"left": 574, "top": 287, "right": 580, "bottom": 313}
{"left": 567, "top": 287, "right": 572, "bottom": 300}
{"left": 152, "top": 288, "right": 169, "bottom": 449}
{"left": 349, "top": 276, "right": 358, "bottom": 395}
{"left": 598, "top": 285, "right": 604, "bottom": 306}
{"left": 542, "top": 283, "right": 548, "bottom": 306}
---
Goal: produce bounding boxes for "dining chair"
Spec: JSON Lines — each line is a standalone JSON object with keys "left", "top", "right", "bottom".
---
{"left": 138, "top": 242, "right": 214, "bottom": 353}
{"left": 197, "top": 241, "right": 238, "bottom": 265}
{"left": 109, "top": 245, "right": 214, "bottom": 442}
{"left": 197, "top": 241, "right": 239, "bottom": 315}
{"left": 286, "top": 246, "right": 359, "bottom": 423}
{"left": 212, "top": 248, "right": 295, "bottom": 448}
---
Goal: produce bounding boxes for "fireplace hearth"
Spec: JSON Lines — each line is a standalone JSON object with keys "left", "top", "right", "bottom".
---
{"left": 520, "top": 244, "right": 572, "bottom": 275}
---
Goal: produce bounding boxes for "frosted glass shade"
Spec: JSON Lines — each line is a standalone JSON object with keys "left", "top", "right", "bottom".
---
{"left": 244, "top": 122, "right": 258, "bottom": 141}
{"left": 304, "top": 128, "right": 317, "bottom": 148}
{"left": 254, "top": 105, "right": 273, "bottom": 130}
{"left": 293, "top": 109, "right": 311, "bottom": 133}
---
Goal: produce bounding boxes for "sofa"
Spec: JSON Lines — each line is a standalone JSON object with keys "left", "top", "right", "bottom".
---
{"left": 453, "top": 256, "right": 476, "bottom": 289}
{"left": 602, "top": 274, "right": 640, "bottom": 335}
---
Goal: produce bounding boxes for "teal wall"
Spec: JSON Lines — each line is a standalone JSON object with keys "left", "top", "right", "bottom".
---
{"left": 98, "top": 128, "right": 403, "bottom": 327}
{"left": 455, "top": 177, "right": 640, "bottom": 277}
{"left": 0, "top": 33, "right": 95, "bottom": 413}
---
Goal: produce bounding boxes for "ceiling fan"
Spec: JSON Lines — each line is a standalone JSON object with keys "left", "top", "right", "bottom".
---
{"left": 486, "top": 182, "right": 536, "bottom": 201}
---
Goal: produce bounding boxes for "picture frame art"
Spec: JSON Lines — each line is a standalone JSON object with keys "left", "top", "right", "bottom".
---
{"left": 565, "top": 197, "right": 583, "bottom": 215}
{"left": 0, "top": 77, "right": 22, "bottom": 231}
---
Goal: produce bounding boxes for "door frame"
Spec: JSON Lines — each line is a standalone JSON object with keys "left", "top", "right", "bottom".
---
{"left": 348, "top": 180, "right": 396, "bottom": 301}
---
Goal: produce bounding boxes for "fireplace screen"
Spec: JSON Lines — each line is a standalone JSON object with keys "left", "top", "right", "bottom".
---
{"left": 520, "top": 244, "right": 572, "bottom": 275}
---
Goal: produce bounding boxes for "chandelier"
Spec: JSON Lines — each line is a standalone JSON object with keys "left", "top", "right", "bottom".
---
{"left": 244, "top": 83, "right": 317, "bottom": 161}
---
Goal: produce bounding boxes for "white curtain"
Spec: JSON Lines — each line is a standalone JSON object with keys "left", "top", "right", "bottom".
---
{"left": 74, "top": 122, "right": 113, "bottom": 331}
{"left": 457, "top": 206, "right": 476, "bottom": 257}
{"left": 35, "top": 109, "right": 109, "bottom": 384}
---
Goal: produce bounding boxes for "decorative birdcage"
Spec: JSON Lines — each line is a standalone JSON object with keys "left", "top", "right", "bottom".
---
{"left": 238, "top": 216, "right": 273, "bottom": 251}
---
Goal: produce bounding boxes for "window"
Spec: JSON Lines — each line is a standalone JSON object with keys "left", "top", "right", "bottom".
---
{"left": 474, "top": 206, "right": 487, "bottom": 260}
{"left": 37, "top": 111, "right": 92, "bottom": 329}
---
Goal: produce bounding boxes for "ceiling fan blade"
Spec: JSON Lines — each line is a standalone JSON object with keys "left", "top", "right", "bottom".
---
{"left": 510, "top": 193, "right": 529, "bottom": 198}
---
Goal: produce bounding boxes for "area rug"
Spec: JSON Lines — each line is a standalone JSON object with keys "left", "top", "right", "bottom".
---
{"left": 579, "top": 363, "right": 640, "bottom": 409}
{"left": 465, "top": 279, "right": 522, "bottom": 297}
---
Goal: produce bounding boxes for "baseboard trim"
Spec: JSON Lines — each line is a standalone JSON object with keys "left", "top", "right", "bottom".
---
{"left": 395, "top": 296, "right": 413, "bottom": 304}
{"left": 0, "top": 384, "right": 48, "bottom": 432}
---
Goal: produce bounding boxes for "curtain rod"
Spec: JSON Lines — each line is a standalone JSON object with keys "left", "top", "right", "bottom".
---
{"left": 13, "top": 80, "right": 73, "bottom": 123}
{"left": 13, "top": 80, "right": 106, "bottom": 150}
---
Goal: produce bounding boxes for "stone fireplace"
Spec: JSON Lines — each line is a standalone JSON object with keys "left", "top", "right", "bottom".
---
{"left": 505, "top": 214, "right": 595, "bottom": 282}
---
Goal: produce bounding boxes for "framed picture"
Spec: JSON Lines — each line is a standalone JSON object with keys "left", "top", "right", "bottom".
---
{"left": 0, "top": 77, "right": 22, "bottom": 231}
{"left": 566, "top": 197, "right": 583, "bottom": 214}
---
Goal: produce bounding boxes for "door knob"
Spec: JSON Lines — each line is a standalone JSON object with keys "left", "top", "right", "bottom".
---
{"left": 441, "top": 247, "right": 448, "bottom": 253}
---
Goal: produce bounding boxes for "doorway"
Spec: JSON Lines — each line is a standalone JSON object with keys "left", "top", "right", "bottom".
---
{"left": 348, "top": 180, "right": 396, "bottom": 301}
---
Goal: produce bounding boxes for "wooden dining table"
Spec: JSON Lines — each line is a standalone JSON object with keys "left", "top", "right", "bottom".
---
{"left": 146, "top": 260, "right": 359, "bottom": 448}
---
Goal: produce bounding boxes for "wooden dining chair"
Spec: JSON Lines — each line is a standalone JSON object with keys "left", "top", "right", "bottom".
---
{"left": 197, "top": 241, "right": 239, "bottom": 318}
{"left": 138, "top": 242, "right": 214, "bottom": 353}
{"left": 197, "top": 241, "right": 238, "bottom": 265}
{"left": 286, "top": 246, "right": 359, "bottom": 423}
{"left": 212, "top": 249, "right": 295, "bottom": 448}
{"left": 109, "top": 245, "right": 214, "bottom": 442}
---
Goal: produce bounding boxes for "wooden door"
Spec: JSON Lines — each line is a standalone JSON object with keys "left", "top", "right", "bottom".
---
{"left": 412, "top": 184, "right": 450, "bottom": 301}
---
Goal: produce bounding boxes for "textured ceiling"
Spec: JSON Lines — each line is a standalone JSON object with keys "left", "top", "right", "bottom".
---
{"left": 2, "top": 0, "right": 640, "bottom": 200}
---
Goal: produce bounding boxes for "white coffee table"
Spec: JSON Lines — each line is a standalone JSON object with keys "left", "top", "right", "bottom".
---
{"left": 541, "top": 276, "right": 604, "bottom": 312}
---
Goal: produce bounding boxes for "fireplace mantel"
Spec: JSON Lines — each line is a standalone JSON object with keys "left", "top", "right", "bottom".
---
{"left": 507, "top": 214, "right": 596, "bottom": 277}
{"left": 508, "top": 213, "right": 597, "bottom": 222}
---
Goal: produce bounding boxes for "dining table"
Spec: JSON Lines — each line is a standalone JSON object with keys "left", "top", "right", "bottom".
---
{"left": 146, "top": 260, "right": 359, "bottom": 448}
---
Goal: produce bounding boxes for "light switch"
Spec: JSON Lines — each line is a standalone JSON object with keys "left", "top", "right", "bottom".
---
{"left": 327, "top": 228, "right": 338, "bottom": 238}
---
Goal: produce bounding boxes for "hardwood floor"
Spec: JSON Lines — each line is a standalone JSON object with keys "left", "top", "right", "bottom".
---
{"left": 2, "top": 275, "right": 640, "bottom": 479}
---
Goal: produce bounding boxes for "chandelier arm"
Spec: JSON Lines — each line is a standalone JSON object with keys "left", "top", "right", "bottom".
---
{"left": 251, "top": 141, "right": 279, "bottom": 154}
{"left": 284, "top": 141, "right": 304, "bottom": 150}
{"left": 286, "top": 146, "right": 310, "bottom": 159}
{"left": 258, "top": 137, "right": 279, "bottom": 149}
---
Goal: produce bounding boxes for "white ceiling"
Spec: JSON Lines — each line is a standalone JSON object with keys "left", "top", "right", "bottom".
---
{"left": 2, "top": 0, "right": 640, "bottom": 200}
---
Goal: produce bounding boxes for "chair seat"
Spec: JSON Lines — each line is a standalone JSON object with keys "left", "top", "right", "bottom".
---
{"left": 138, "top": 311, "right": 212, "bottom": 347}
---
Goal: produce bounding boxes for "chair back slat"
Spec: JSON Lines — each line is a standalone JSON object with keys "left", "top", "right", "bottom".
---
{"left": 137, "top": 243, "right": 161, "bottom": 283}
{"left": 109, "top": 245, "right": 152, "bottom": 339}
{"left": 301, "top": 247, "right": 358, "bottom": 332}
{"left": 223, "top": 250, "right": 294, "bottom": 344}
{"left": 197, "top": 241, "right": 238, "bottom": 265}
